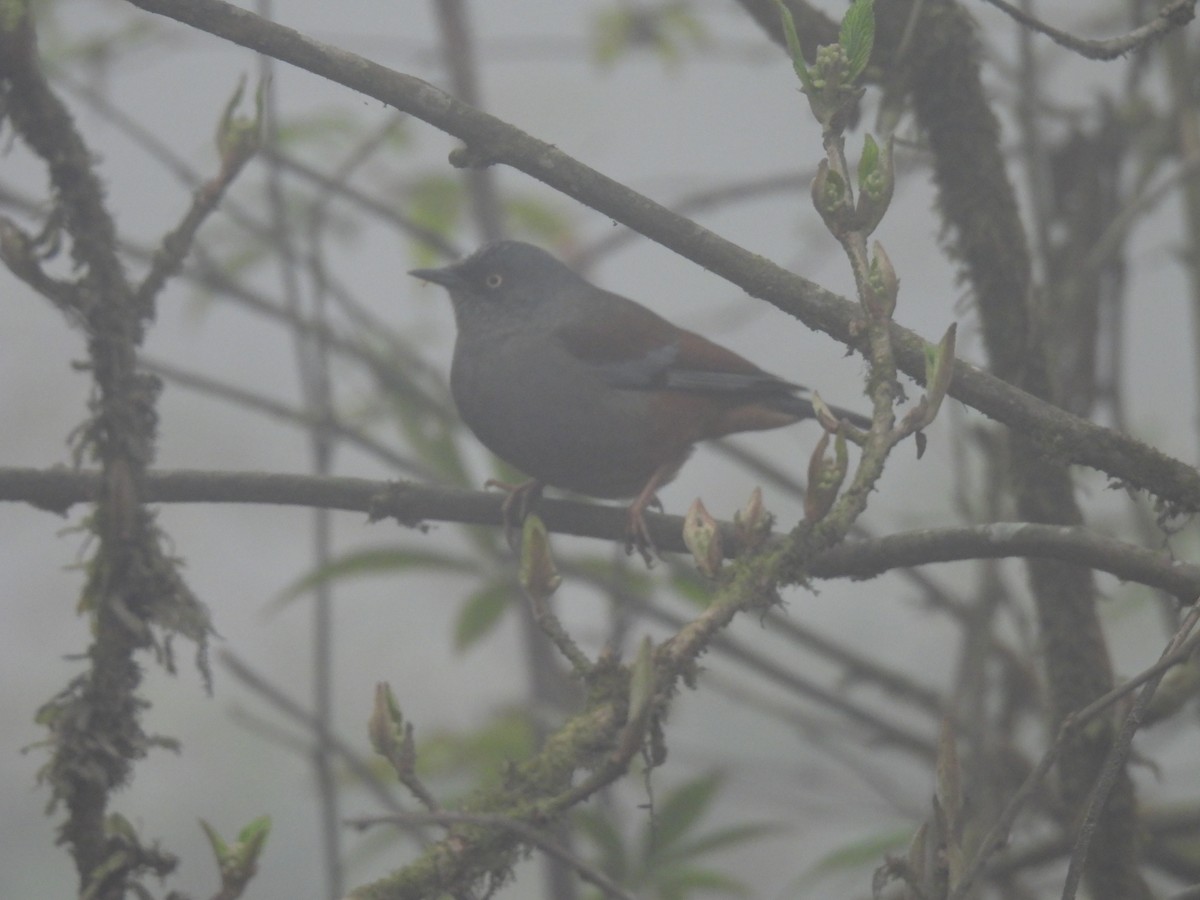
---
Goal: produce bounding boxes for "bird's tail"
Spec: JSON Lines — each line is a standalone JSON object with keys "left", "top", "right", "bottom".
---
{"left": 772, "top": 393, "right": 872, "bottom": 431}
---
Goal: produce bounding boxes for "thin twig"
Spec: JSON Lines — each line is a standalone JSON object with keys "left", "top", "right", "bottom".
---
{"left": 134, "top": 115, "right": 259, "bottom": 309}
{"left": 950, "top": 605, "right": 1200, "bottom": 899}
{"left": 254, "top": 8, "right": 343, "bottom": 892}
{"left": 978, "top": 0, "right": 1196, "bottom": 60}
{"left": 141, "top": 356, "right": 439, "bottom": 480}
{"left": 1061, "top": 602, "right": 1200, "bottom": 899}
{"left": 263, "top": 145, "right": 460, "bottom": 257}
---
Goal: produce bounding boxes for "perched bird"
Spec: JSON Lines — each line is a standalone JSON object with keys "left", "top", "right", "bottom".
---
{"left": 410, "top": 240, "right": 869, "bottom": 556}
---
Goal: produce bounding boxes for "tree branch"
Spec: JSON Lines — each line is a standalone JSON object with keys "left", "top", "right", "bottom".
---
{"left": 979, "top": 0, "right": 1196, "bottom": 61}
{"left": 6, "top": 466, "right": 1198, "bottom": 598}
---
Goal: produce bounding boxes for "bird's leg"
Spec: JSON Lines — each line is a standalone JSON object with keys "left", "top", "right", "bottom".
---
{"left": 625, "top": 467, "right": 671, "bottom": 566}
{"left": 484, "top": 477, "right": 544, "bottom": 548}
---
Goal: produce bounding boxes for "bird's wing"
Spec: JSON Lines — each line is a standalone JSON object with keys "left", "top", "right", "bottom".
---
{"left": 554, "top": 289, "right": 801, "bottom": 397}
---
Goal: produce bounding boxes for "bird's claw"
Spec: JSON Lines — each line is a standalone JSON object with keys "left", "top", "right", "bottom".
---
{"left": 485, "top": 478, "right": 543, "bottom": 550}
{"left": 624, "top": 498, "right": 663, "bottom": 567}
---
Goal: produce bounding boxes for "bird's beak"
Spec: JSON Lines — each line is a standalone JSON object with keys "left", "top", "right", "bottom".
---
{"left": 409, "top": 262, "right": 465, "bottom": 289}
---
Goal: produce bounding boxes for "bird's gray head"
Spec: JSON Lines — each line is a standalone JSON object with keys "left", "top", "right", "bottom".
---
{"left": 409, "top": 241, "right": 584, "bottom": 332}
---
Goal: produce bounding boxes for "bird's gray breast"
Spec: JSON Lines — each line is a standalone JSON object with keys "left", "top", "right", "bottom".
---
{"left": 449, "top": 330, "right": 664, "bottom": 498}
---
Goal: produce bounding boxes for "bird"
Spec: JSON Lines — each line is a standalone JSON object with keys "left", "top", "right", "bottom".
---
{"left": 410, "top": 240, "right": 870, "bottom": 558}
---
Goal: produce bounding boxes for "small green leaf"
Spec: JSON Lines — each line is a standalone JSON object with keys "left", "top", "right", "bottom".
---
{"left": 920, "top": 321, "right": 957, "bottom": 424}
{"left": 574, "top": 808, "right": 630, "bottom": 881}
{"left": 865, "top": 240, "right": 899, "bottom": 317}
{"left": 106, "top": 813, "right": 138, "bottom": 842}
{"left": 800, "top": 827, "right": 912, "bottom": 881}
{"left": 855, "top": 135, "right": 895, "bottom": 235}
{"left": 682, "top": 498, "right": 723, "bottom": 576}
{"left": 368, "top": 682, "right": 406, "bottom": 764}
{"left": 406, "top": 175, "right": 465, "bottom": 253}
{"left": 646, "top": 772, "right": 725, "bottom": 857}
{"left": 839, "top": 0, "right": 875, "bottom": 81}
{"left": 733, "top": 486, "right": 771, "bottom": 552}
{"left": 804, "top": 428, "right": 847, "bottom": 521}
{"left": 215, "top": 75, "right": 247, "bottom": 159}
{"left": 858, "top": 133, "right": 879, "bottom": 187}
{"left": 628, "top": 635, "right": 656, "bottom": 726}
{"left": 200, "top": 820, "right": 229, "bottom": 861}
{"left": 235, "top": 816, "right": 271, "bottom": 860}
{"left": 199, "top": 816, "right": 270, "bottom": 868}
{"left": 907, "top": 821, "right": 930, "bottom": 885}
{"left": 592, "top": 6, "right": 709, "bottom": 68}
{"left": 811, "top": 159, "right": 851, "bottom": 233}
{"left": 274, "top": 546, "right": 474, "bottom": 608}
{"left": 656, "top": 868, "right": 752, "bottom": 898}
{"left": 518, "top": 513, "right": 561, "bottom": 597}
{"left": 592, "top": 9, "right": 631, "bottom": 65}
{"left": 212, "top": 73, "right": 263, "bottom": 167}
{"left": 505, "top": 195, "right": 572, "bottom": 245}
{"left": 935, "top": 716, "right": 962, "bottom": 831}
{"left": 273, "top": 107, "right": 377, "bottom": 153}
{"left": 775, "top": 0, "right": 813, "bottom": 90}
{"left": 416, "top": 711, "right": 536, "bottom": 785}
{"left": 200, "top": 815, "right": 271, "bottom": 886}
{"left": 454, "top": 580, "right": 515, "bottom": 651}
{"left": 670, "top": 822, "right": 783, "bottom": 861}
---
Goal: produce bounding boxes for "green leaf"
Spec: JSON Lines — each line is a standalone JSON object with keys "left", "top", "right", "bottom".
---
{"left": 798, "top": 827, "right": 911, "bottom": 882}
{"left": 518, "top": 513, "right": 561, "bottom": 597}
{"left": 200, "top": 815, "right": 271, "bottom": 873}
{"left": 274, "top": 107, "right": 392, "bottom": 154}
{"left": 416, "top": 711, "right": 536, "bottom": 787}
{"left": 668, "top": 566, "right": 713, "bottom": 608}
{"left": 775, "top": 1, "right": 813, "bottom": 90}
{"left": 682, "top": 498, "right": 723, "bottom": 577}
{"left": 273, "top": 546, "right": 475, "bottom": 608}
{"left": 368, "top": 682, "right": 406, "bottom": 764}
{"left": 505, "top": 195, "right": 573, "bottom": 245}
{"left": 234, "top": 815, "right": 271, "bottom": 865}
{"left": 591, "top": 6, "right": 708, "bottom": 68}
{"left": 858, "top": 133, "right": 879, "bottom": 187}
{"left": 592, "top": 8, "right": 635, "bottom": 65}
{"left": 645, "top": 772, "right": 725, "bottom": 859}
{"left": 935, "top": 716, "right": 963, "bottom": 832}
{"left": 454, "top": 580, "right": 515, "bottom": 651}
{"left": 574, "top": 808, "right": 630, "bottom": 881}
{"left": 406, "top": 175, "right": 464, "bottom": 257}
{"left": 656, "top": 868, "right": 751, "bottom": 900}
{"left": 200, "top": 819, "right": 228, "bottom": 860}
{"left": 573, "top": 556, "right": 655, "bottom": 599}
{"left": 384, "top": 384, "right": 472, "bottom": 486}
{"left": 839, "top": 0, "right": 875, "bottom": 81}
{"left": 669, "top": 822, "right": 783, "bottom": 863}
{"left": 627, "top": 636, "right": 656, "bottom": 726}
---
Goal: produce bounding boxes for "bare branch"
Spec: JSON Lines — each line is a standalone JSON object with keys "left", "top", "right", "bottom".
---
{"left": 979, "top": 0, "right": 1196, "bottom": 61}
{"left": 5, "top": 467, "right": 1199, "bottom": 600}
{"left": 1062, "top": 604, "right": 1200, "bottom": 899}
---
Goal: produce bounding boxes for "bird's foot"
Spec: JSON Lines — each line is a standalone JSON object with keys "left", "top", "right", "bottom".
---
{"left": 485, "top": 478, "right": 544, "bottom": 549}
{"left": 624, "top": 494, "right": 664, "bottom": 566}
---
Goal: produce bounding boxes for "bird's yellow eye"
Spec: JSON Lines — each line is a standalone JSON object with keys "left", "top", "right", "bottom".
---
{"left": 485, "top": 273, "right": 503, "bottom": 289}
